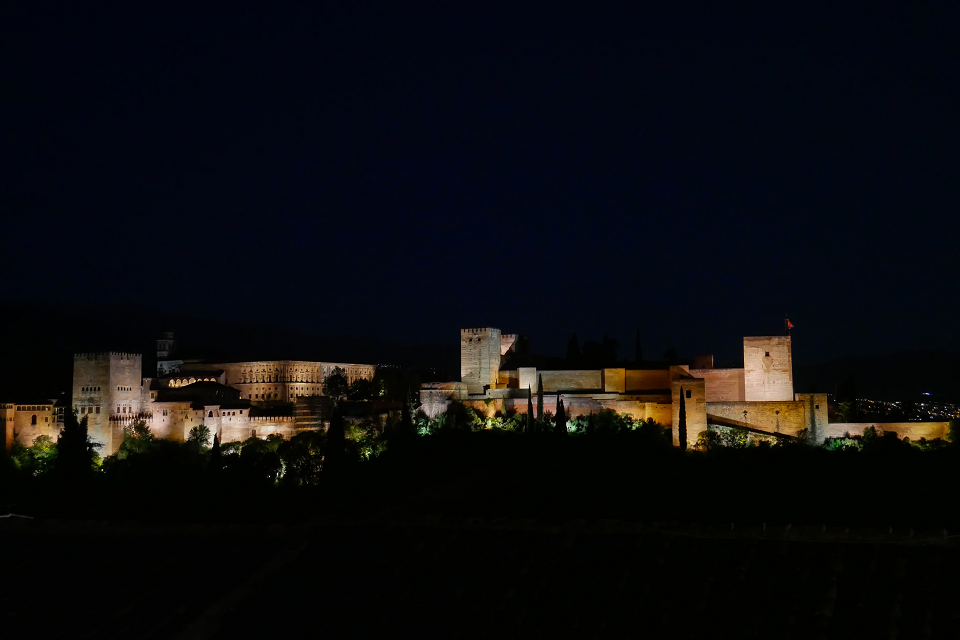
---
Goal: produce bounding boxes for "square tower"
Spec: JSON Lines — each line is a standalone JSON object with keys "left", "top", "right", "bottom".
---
{"left": 460, "top": 328, "right": 502, "bottom": 394}
{"left": 743, "top": 336, "right": 793, "bottom": 401}
{"left": 73, "top": 352, "right": 143, "bottom": 454}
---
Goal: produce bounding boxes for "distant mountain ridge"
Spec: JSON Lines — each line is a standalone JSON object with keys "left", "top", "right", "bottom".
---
{"left": 0, "top": 304, "right": 458, "bottom": 399}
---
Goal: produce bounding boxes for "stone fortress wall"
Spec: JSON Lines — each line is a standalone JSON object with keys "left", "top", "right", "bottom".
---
{"left": 1, "top": 338, "right": 379, "bottom": 456}
{"left": 422, "top": 327, "right": 950, "bottom": 448}
{"left": 2, "top": 401, "right": 57, "bottom": 450}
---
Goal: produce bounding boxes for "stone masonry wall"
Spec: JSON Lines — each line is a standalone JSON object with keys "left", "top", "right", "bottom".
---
{"left": 516, "top": 369, "right": 603, "bottom": 393}
{"left": 3, "top": 403, "right": 58, "bottom": 449}
{"left": 823, "top": 422, "right": 950, "bottom": 442}
{"left": 706, "top": 400, "right": 807, "bottom": 437}
{"left": 743, "top": 336, "right": 793, "bottom": 401}
{"left": 625, "top": 369, "right": 671, "bottom": 392}
{"left": 689, "top": 368, "right": 745, "bottom": 402}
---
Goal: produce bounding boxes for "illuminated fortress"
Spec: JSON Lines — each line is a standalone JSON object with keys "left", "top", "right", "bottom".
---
{"left": 4, "top": 334, "right": 376, "bottom": 456}
{"left": 420, "top": 328, "right": 951, "bottom": 446}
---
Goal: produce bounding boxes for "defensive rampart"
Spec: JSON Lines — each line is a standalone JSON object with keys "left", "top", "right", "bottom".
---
{"left": 822, "top": 422, "right": 950, "bottom": 442}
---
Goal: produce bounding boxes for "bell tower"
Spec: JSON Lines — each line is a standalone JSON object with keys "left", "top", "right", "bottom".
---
{"left": 157, "top": 332, "right": 183, "bottom": 375}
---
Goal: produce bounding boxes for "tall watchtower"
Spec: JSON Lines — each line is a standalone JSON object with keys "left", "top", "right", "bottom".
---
{"left": 460, "top": 328, "right": 502, "bottom": 394}
{"left": 743, "top": 336, "right": 794, "bottom": 401}
{"left": 73, "top": 352, "right": 143, "bottom": 454}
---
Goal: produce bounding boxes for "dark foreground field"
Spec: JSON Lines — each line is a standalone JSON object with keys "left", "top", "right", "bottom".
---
{"left": 3, "top": 517, "right": 960, "bottom": 639}
{"left": 4, "top": 432, "right": 960, "bottom": 638}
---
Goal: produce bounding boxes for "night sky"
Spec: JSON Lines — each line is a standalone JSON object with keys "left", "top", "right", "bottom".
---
{"left": 5, "top": 4, "right": 958, "bottom": 366}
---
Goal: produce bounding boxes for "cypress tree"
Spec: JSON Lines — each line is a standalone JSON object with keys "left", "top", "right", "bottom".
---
{"left": 324, "top": 407, "right": 346, "bottom": 474}
{"left": 526, "top": 385, "right": 534, "bottom": 434}
{"left": 536, "top": 374, "right": 544, "bottom": 421}
{"left": 678, "top": 386, "right": 687, "bottom": 451}
{"left": 210, "top": 430, "right": 222, "bottom": 471}
{"left": 554, "top": 395, "right": 566, "bottom": 435}
{"left": 635, "top": 327, "right": 643, "bottom": 363}
{"left": 56, "top": 412, "right": 96, "bottom": 476}
{"left": 399, "top": 393, "right": 414, "bottom": 437}
{"left": 566, "top": 333, "right": 581, "bottom": 362}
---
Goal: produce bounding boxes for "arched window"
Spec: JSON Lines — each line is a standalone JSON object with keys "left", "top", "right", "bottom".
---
{"left": 31, "top": 415, "right": 37, "bottom": 425}
{"left": 208, "top": 411, "right": 213, "bottom": 418}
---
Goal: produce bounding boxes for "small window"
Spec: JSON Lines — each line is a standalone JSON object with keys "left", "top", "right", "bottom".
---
{"left": 815, "top": 405, "right": 820, "bottom": 410}
{"left": 685, "top": 390, "right": 692, "bottom": 399}
{"left": 95, "top": 407, "right": 100, "bottom": 414}
{"left": 208, "top": 411, "right": 213, "bottom": 418}
{"left": 31, "top": 415, "right": 37, "bottom": 425}
{"left": 764, "top": 352, "right": 770, "bottom": 357}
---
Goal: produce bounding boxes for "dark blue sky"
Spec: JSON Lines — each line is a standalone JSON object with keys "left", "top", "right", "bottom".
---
{"left": 4, "top": 4, "right": 958, "bottom": 365}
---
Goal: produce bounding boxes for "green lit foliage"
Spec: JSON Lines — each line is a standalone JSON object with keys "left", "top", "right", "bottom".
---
{"left": 720, "top": 426, "right": 752, "bottom": 449}
{"left": 695, "top": 425, "right": 753, "bottom": 449}
{"left": 322, "top": 367, "right": 349, "bottom": 404}
{"left": 946, "top": 419, "right": 960, "bottom": 444}
{"left": 823, "top": 435, "right": 862, "bottom": 452}
{"left": 9, "top": 433, "right": 58, "bottom": 476}
{"left": 116, "top": 419, "right": 155, "bottom": 459}
{"left": 29, "top": 435, "right": 57, "bottom": 475}
{"left": 346, "top": 420, "right": 388, "bottom": 461}
{"left": 186, "top": 424, "right": 212, "bottom": 451}
{"left": 909, "top": 437, "right": 950, "bottom": 452}
{"left": 413, "top": 404, "right": 485, "bottom": 435}
{"left": 695, "top": 430, "right": 722, "bottom": 452}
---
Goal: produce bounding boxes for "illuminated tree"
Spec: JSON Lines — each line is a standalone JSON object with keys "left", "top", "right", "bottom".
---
{"left": 677, "top": 387, "right": 687, "bottom": 451}
{"left": 118, "top": 419, "right": 155, "bottom": 457}
{"left": 187, "top": 424, "right": 212, "bottom": 450}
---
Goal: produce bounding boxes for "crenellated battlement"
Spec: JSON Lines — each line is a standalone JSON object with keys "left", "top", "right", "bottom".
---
{"left": 74, "top": 352, "right": 142, "bottom": 360}
{"left": 249, "top": 416, "right": 295, "bottom": 423}
{"left": 461, "top": 328, "right": 497, "bottom": 336}
{"left": 109, "top": 413, "right": 153, "bottom": 422}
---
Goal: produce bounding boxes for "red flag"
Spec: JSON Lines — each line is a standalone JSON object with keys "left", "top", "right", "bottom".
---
{"left": 787, "top": 319, "right": 794, "bottom": 328}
